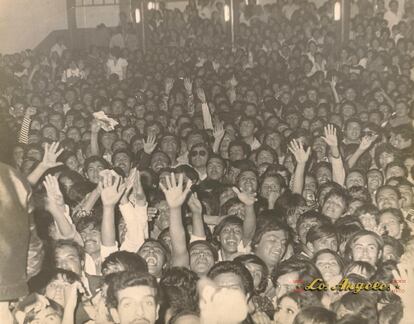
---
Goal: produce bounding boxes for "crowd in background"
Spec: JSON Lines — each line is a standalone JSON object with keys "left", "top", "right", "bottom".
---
{"left": 1, "top": 0, "right": 414, "bottom": 323}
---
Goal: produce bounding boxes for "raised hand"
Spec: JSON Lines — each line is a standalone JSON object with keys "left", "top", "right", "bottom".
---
{"left": 143, "top": 134, "right": 157, "bottom": 154}
{"left": 359, "top": 134, "right": 378, "bottom": 151}
{"left": 159, "top": 173, "right": 192, "bottom": 209}
{"left": 330, "top": 75, "right": 337, "bottom": 88}
{"left": 25, "top": 106, "right": 37, "bottom": 117}
{"left": 197, "top": 88, "right": 207, "bottom": 103}
{"left": 41, "top": 142, "right": 64, "bottom": 170}
{"left": 121, "top": 167, "right": 137, "bottom": 204}
{"left": 100, "top": 173, "right": 126, "bottom": 207}
{"left": 188, "top": 191, "right": 203, "bottom": 215}
{"left": 232, "top": 187, "right": 257, "bottom": 206}
{"left": 64, "top": 280, "right": 85, "bottom": 310}
{"left": 43, "top": 174, "right": 65, "bottom": 211}
{"left": 322, "top": 124, "right": 338, "bottom": 147}
{"left": 144, "top": 135, "right": 157, "bottom": 155}
{"left": 213, "top": 120, "right": 225, "bottom": 139}
{"left": 165, "top": 78, "right": 174, "bottom": 95}
{"left": 288, "top": 139, "right": 311, "bottom": 164}
{"left": 184, "top": 77, "right": 193, "bottom": 94}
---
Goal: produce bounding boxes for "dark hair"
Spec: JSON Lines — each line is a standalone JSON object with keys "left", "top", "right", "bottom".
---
{"left": 53, "top": 239, "right": 85, "bottom": 262}
{"left": 234, "top": 254, "right": 269, "bottom": 294}
{"left": 75, "top": 215, "right": 101, "bottom": 233}
{"left": 293, "top": 306, "right": 336, "bottom": 324}
{"left": 189, "top": 240, "right": 219, "bottom": 262}
{"left": 333, "top": 292, "right": 378, "bottom": 324}
{"left": 102, "top": 251, "right": 148, "bottom": 276}
{"left": 106, "top": 271, "right": 160, "bottom": 308}
{"left": 252, "top": 217, "right": 291, "bottom": 250}
{"left": 306, "top": 223, "right": 338, "bottom": 245}
{"left": 207, "top": 261, "right": 254, "bottom": 296}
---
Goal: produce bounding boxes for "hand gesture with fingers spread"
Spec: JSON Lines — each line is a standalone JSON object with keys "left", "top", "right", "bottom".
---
{"left": 159, "top": 173, "right": 192, "bottom": 209}
{"left": 100, "top": 173, "right": 126, "bottom": 207}
{"left": 322, "top": 124, "right": 338, "bottom": 147}
{"left": 143, "top": 134, "right": 157, "bottom": 154}
{"left": 288, "top": 139, "right": 311, "bottom": 164}
{"left": 233, "top": 187, "right": 257, "bottom": 206}
{"left": 43, "top": 174, "right": 65, "bottom": 211}
{"left": 188, "top": 191, "right": 203, "bottom": 215}
{"left": 165, "top": 78, "right": 174, "bottom": 95}
{"left": 213, "top": 120, "right": 225, "bottom": 140}
{"left": 41, "top": 142, "right": 64, "bottom": 170}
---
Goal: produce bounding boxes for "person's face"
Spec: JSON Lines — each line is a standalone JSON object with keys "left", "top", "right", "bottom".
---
{"left": 378, "top": 152, "right": 394, "bottom": 170}
{"left": 367, "top": 171, "right": 383, "bottom": 193}
{"left": 26, "top": 147, "right": 42, "bottom": 161}
{"left": 238, "top": 171, "right": 258, "bottom": 194}
{"left": 190, "top": 146, "right": 208, "bottom": 168}
{"left": 376, "top": 188, "right": 400, "bottom": 210}
{"left": 154, "top": 201, "right": 170, "bottom": 231}
{"left": 239, "top": 120, "right": 256, "bottom": 138}
{"left": 298, "top": 218, "right": 319, "bottom": 244}
{"left": 346, "top": 172, "right": 365, "bottom": 188}
{"left": 213, "top": 272, "right": 246, "bottom": 295}
{"left": 395, "top": 102, "right": 408, "bottom": 117}
{"left": 315, "top": 252, "right": 341, "bottom": 282}
{"left": 219, "top": 223, "right": 243, "bottom": 254}
{"left": 358, "top": 213, "right": 377, "bottom": 231}
{"left": 101, "top": 133, "right": 117, "bottom": 151}
{"left": 110, "top": 286, "right": 159, "bottom": 324}
{"left": 312, "top": 137, "right": 327, "bottom": 160}
{"left": 138, "top": 242, "right": 166, "bottom": 277}
{"left": 312, "top": 235, "right": 338, "bottom": 253}
{"left": 189, "top": 244, "right": 215, "bottom": 276}
{"left": 65, "top": 155, "right": 79, "bottom": 172}
{"left": 274, "top": 272, "right": 298, "bottom": 300}
{"left": 45, "top": 277, "right": 72, "bottom": 307}
{"left": 260, "top": 176, "right": 282, "bottom": 200}
{"left": 386, "top": 166, "right": 405, "bottom": 180}
{"left": 43, "top": 127, "right": 58, "bottom": 141}
{"left": 383, "top": 244, "right": 398, "bottom": 262}
{"left": 254, "top": 230, "right": 287, "bottom": 269}
{"left": 322, "top": 195, "right": 346, "bottom": 220}
{"left": 207, "top": 158, "right": 225, "bottom": 180}
{"left": 244, "top": 262, "right": 263, "bottom": 290}
{"left": 265, "top": 133, "right": 282, "bottom": 151}
{"left": 286, "top": 114, "right": 299, "bottom": 129}
{"left": 303, "top": 107, "right": 316, "bottom": 120}
{"left": 351, "top": 235, "right": 381, "bottom": 267}
{"left": 228, "top": 203, "right": 246, "bottom": 220}
{"left": 187, "top": 134, "right": 204, "bottom": 151}
{"left": 49, "top": 115, "right": 63, "bottom": 129}
{"left": 346, "top": 122, "right": 361, "bottom": 141}
{"left": 316, "top": 166, "right": 332, "bottom": 185}
{"left": 113, "top": 152, "right": 131, "bottom": 175}
{"left": 54, "top": 245, "right": 82, "bottom": 275}
{"left": 274, "top": 296, "right": 299, "bottom": 324}
{"left": 80, "top": 225, "right": 101, "bottom": 255}
{"left": 67, "top": 128, "right": 81, "bottom": 143}
{"left": 160, "top": 136, "right": 178, "bottom": 154}
{"left": 229, "top": 145, "right": 245, "bottom": 162}
{"left": 378, "top": 212, "right": 402, "bottom": 239}
{"left": 29, "top": 305, "right": 61, "bottom": 324}
{"left": 257, "top": 150, "right": 274, "bottom": 165}
{"left": 86, "top": 161, "right": 105, "bottom": 184}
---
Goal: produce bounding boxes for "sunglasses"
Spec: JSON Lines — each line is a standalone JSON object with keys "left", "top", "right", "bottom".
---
{"left": 190, "top": 150, "right": 207, "bottom": 157}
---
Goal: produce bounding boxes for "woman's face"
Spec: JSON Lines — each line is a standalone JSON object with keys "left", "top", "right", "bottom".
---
{"left": 274, "top": 296, "right": 299, "bottom": 324}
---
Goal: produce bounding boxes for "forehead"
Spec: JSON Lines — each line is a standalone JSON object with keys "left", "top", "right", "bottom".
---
{"left": 117, "top": 286, "right": 156, "bottom": 303}
{"left": 354, "top": 235, "right": 378, "bottom": 246}
{"left": 378, "top": 188, "right": 398, "bottom": 197}
{"left": 87, "top": 161, "right": 105, "bottom": 168}
{"left": 261, "top": 229, "right": 286, "bottom": 240}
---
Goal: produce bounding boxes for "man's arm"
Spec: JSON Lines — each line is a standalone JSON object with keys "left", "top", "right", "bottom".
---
{"left": 160, "top": 173, "right": 192, "bottom": 268}
{"left": 27, "top": 142, "right": 63, "bottom": 186}
{"left": 233, "top": 187, "right": 257, "bottom": 246}
{"left": 322, "top": 125, "right": 345, "bottom": 187}
{"left": 289, "top": 139, "right": 311, "bottom": 195}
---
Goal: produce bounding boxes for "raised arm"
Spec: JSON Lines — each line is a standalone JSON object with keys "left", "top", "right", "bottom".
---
{"left": 329, "top": 76, "right": 340, "bottom": 104}
{"left": 90, "top": 119, "right": 101, "bottom": 156}
{"left": 212, "top": 119, "right": 225, "bottom": 154}
{"left": 346, "top": 134, "right": 378, "bottom": 169}
{"left": 43, "top": 174, "right": 79, "bottom": 240}
{"left": 160, "top": 173, "right": 192, "bottom": 267}
{"left": 322, "top": 124, "right": 345, "bottom": 187}
{"left": 289, "top": 139, "right": 311, "bottom": 195}
{"left": 233, "top": 187, "right": 257, "bottom": 246}
{"left": 196, "top": 88, "right": 214, "bottom": 130}
{"left": 27, "top": 142, "right": 63, "bottom": 186}
{"left": 100, "top": 173, "right": 125, "bottom": 247}
{"left": 184, "top": 77, "right": 195, "bottom": 116}
{"left": 188, "top": 191, "right": 206, "bottom": 240}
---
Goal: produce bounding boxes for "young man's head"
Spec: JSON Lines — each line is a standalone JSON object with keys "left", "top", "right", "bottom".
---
{"left": 53, "top": 240, "right": 85, "bottom": 276}
{"left": 138, "top": 239, "right": 169, "bottom": 278}
{"left": 106, "top": 271, "right": 160, "bottom": 324}
{"left": 306, "top": 223, "right": 338, "bottom": 255}
{"left": 321, "top": 187, "right": 349, "bottom": 221}
{"left": 345, "top": 230, "right": 383, "bottom": 267}
{"left": 375, "top": 185, "right": 402, "bottom": 210}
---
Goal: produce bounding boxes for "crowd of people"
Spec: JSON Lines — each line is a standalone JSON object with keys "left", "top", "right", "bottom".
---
{"left": 1, "top": 0, "right": 414, "bottom": 323}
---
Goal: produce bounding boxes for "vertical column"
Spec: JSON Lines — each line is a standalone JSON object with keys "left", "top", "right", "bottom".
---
{"left": 66, "top": 0, "right": 77, "bottom": 48}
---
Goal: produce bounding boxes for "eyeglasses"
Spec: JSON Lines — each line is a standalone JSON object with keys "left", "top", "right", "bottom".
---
{"left": 190, "top": 150, "right": 207, "bottom": 157}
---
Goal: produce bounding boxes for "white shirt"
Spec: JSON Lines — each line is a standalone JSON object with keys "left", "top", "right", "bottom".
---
{"left": 50, "top": 43, "right": 67, "bottom": 57}
{"left": 106, "top": 57, "right": 128, "bottom": 80}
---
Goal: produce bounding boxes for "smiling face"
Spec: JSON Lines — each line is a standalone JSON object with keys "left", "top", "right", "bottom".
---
{"left": 378, "top": 211, "right": 402, "bottom": 239}
{"left": 315, "top": 252, "right": 341, "bottom": 282}
{"left": 254, "top": 230, "right": 287, "bottom": 270}
{"left": 274, "top": 296, "right": 299, "bottom": 324}
{"left": 219, "top": 223, "right": 243, "bottom": 254}
{"left": 376, "top": 187, "right": 400, "bottom": 210}
{"left": 351, "top": 235, "right": 381, "bottom": 267}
